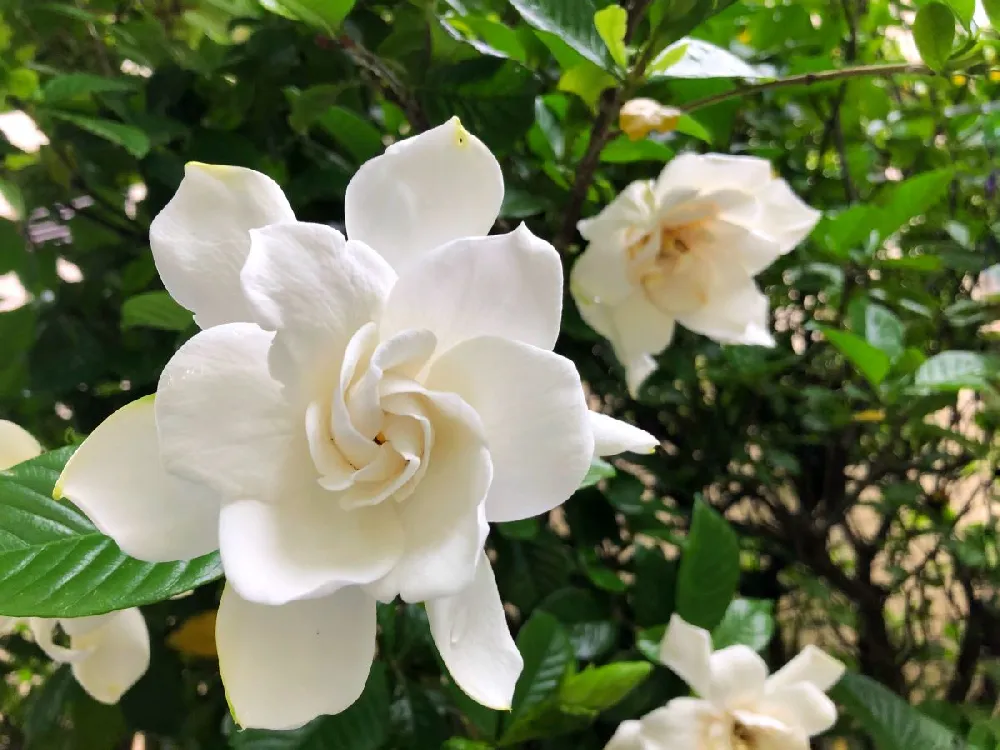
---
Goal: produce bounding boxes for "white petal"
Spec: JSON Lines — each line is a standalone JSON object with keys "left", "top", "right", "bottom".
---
{"left": 757, "top": 684, "right": 839, "bottom": 737}
{"left": 571, "top": 237, "right": 636, "bottom": 314}
{"left": 427, "top": 553, "right": 522, "bottom": 710}
{"left": 55, "top": 397, "right": 220, "bottom": 562}
{"left": 217, "top": 584, "right": 376, "bottom": 730}
{"left": 578, "top": 180, "right": 657, "bottom": 249}
{"left": 734, "top": 710, "right": 810, "bottom": 750}
{"left": 0, "top": 420, "right": 41, "bottom": 471}
{"left": 707, "top": 645, "right": 769, "bottom": 710}
{"left": 30, "top": 619, "right": 84, "bottom": 662}
{"left": 703, "top": 219, "right": 784, "bottom": 278}
{"left": 590, "top": 411, "right": 657, "bottom": 456}
{"left": 426, "top": 336, "right": 593, "bottom": 523}
{"left": 638, "top": 697, "right": 717, "bottom": 750}
{"left": 381, "top": 225, "right": 563, "bottom": 355}
{"left": 603, "top": 720, "right": 647, "bottom": 750}
{"left": 655, "top": 153, "right": 772, "bottom": 196}
{"left": 156, "top": 323, "right": 295, "bottom": 503}
{"left": 70, "top": 608, "right": 150, "bottom": 705}
{"left": 753, "top": 179, "right": 821, "bottom": 255}
{"left": 219, "top": 494, "right": 403, "bottom": 606}
{"left": 659, "top": 614, "right": 713, "bottom": 698}
{"left": 676, "top": 268, "right": 775, "bottom": 347}
{"left": 765, "top": 645, "right": 845, "bottom": 693}
{"left": 241, "top": 222, "right": 396, "bottom": 397}
{"left": 365, "top": 389, "right": 492, "bottom": 603}
{"left": 345, "top": 117, "right": 503, "bottom": 271}
{"left": 150, "top": 163, "right": 294, "bottom": 329}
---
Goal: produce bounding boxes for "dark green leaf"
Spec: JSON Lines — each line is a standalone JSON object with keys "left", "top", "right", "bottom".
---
{"left": 820, "top": 328, "right": 891, "bottom": 388}
{"left": 508, "top": 0, "right": 613, "bottom": 70}
{"left": 675, "top": 499, "right": 739, "bottom": 630}
{"left": 258, "top": 0, "right": 356, "bottom": 32}
{"left": 43, "top": 74, "right": 139, "bottom": 104}
{"left": 121, "top": 292, "right": 194, "bottom": 331}
{"left": 711, "top": 598, "right": 774, "bottom": 651}
{"left": 508, "top": 611, "right": 574, "bottom": 723}
{"left": 0, "top": 449, "right": 222, "bottom": 618}
{"left": 317, "top": 106, "right": 384, "bottom": 164}
{"left": 874, "top": 169, "right": 954, "bottom": 242}
{"left": 48, "top": 112, "right": 150, "bottom": 158}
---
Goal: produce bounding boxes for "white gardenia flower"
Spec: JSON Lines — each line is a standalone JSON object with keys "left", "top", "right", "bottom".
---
{"left": 606, "top": 615, "right": 844, "bottom": 750}
{"left": 0, "top": 421, "right": 150, "bottom": 705}
{"left": 571, "top": 153, "right": 821, "bottom": 395}
{"left": 55, "top": 117, "right": 658, "bottom": 731}
{"left": 973, "top": 263, "right": 1000, "bottom": 302}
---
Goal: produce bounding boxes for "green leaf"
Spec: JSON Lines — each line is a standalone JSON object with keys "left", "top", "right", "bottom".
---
{"left": 48, "top": 112, "right": 150, "bottom": 158}
{"left": 559, "top": 662, "right": 652, "bottom": 712}
{"left": 675, "top": 499, "right": 739, "bottom": 630}
{"left": 941, "top": 0, "right": 975, "bottom": 26}
{"left": 874, "top": 169, "right": 953, "bottom": 243}
{"left": 914, "top": 351, "right": 997, "bottom": 392}
{"left": 711, "top": 598, "right": 774, "bottom": 651}
{"left": 600, "top": 136, "right": 674, "bottom": 163}
{"left": 287, "top": 84, "right": 345, "bottom": 133}
{"left": 593, "top": 5, "right": 627, "bottom": 69}
{"left": 864, "top": 304, "right": 905, "bottom": 361}
{"left": 258, "top": 0, "right": 356, "bottom": 32}
{"left": 317, "top": 106, "right": 384, "bottom": 164}
{"left": 43, "top": 73, "right": 139, "bottom": 104}
{"left": 820, "top": 328, "right": 891, "bottom": 388}
{"left": 647, "top": 41, "right": 688, "bottom": 75}
{"left": 557, "top": 61, "right": 617, "bottom": 108}
{"left": 508, "top": 611, "right": 574, "bottom": 723}
{"left": 983, "top": 0, "right": 1000, "bottom": 27}
{"left": 579, "top": 457, "right": 616, "bottom": 488}
{"left": 649, "top": 0, "right": 739, "bottom": 45}
{"left": 121, "top": 291, "right": 194, "bottom": 331}
{"left": 0, "top": 448, "right": 222, "bottom": 618}
{"left": 675, "top": 114, "right": 712, "bottom": 143}
{"left": 231, "top": 663, "right": 389, "bottom": 748}
{"left": 649, "top": 38, "right": 758, "bottom": 79}
{"left": 831, "top": 673, "right": 958, "bottom": 750}
{"left": 508, "top": 0, "right": 613, "bottom": 70}
{"left": 913, "top": 3, "right": 956, "bottom": 72}
{"left": 0, "top": 179, "right": 25, "bottom": 222}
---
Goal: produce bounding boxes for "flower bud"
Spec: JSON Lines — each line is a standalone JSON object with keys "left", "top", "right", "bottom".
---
{"left": 618, "top": 98, "right": 682, "bottom": 141}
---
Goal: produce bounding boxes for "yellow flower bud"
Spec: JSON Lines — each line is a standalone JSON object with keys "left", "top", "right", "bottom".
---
{"left": 989, "top": 69, "right": 1000, "bottom": 82}
{"left": 951, "top": 74, "right": 967, "bottom": 86}
{"left": 619, "top": 98, "right": 683, "bottom": 141}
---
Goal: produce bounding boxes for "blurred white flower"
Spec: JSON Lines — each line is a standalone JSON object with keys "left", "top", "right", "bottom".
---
{"left": 0, "top": 421, "right": 150, "bottom": 705}
{"left": 973, "top": 264, "right": 1000, "bottom": 302}
{"left": 571, "top": 153, "right": 820, "bottom": 395}
{"left": 606, "top": 615, "right": 844, "bottom": 750}
{"left": 56, "top": 117, "right": 657, "bottom": 730}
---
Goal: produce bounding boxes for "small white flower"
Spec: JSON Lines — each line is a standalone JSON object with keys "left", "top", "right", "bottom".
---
{"left": 56, "top": 117, "right": 657, "bottom": 730}
{"left": 571, "top": 153, "right": 820, "bottom": 395}
{"left": 606, "top": 615, "right": 844, "bottom": 750}
{"left": 973, "top": 264, "right": 1000, "bottom": 302}
{"left": 0, "top": 421, "right": 150, "bottom": 706}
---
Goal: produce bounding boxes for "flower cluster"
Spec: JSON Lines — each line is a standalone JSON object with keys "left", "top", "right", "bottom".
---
{"left": 55, "top": 118, "right": 657, "bottom": 730}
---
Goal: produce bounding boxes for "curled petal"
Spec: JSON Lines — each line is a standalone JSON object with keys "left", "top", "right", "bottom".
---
{"left": 707, "top": 645, "right": 769, "bottom": 710}
{"left": 766, "top": 645, "right": 845, "bottom": 694}
{"left": 659, "top": 614, "right": 713, "bottom": 699}
{"left": 758, "top": 684, "right": 839, "bottom": 737}
{"left": 69, "top": 608, "right": 150, "bottom": 705}
{"left": 0, "top": 420, "right": 42, "bottom": 471}
{"left": 637, "top": 697, "right": 717, "bottom": 750}
{"left": 345, "top": 117, "right": 503, "bottom": 271}
{"left": 217, "top": 584, "right": 376, "bottom": 730}
{"left": 590, "top": 411, "right": 657, "bottom": 457}
{"left": 150, "top": 163, "right": 294, "bottom": 329}
{"left": 426, "top": 553, "right": 522, "bottom": 710}
{"left": 56, "top": 396, "right": 220, "bottom": 562}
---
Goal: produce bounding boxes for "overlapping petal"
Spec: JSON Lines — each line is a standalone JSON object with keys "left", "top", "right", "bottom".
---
{"left": 55, "top": 396, "right": 220, "bottom": 562}
{"left": 345, "top": 117, "right": 503, "bottom": 271}
{"left": 149, "top": 163, "right": 294, "bottom": 329}
{"left": 68, "top": 608, "right": 150, "bottom": 705}
{"left": 217, "top": 584, "right": 376, "bottom": 730}
{"left": 659, "top": 614, "right": 713, "bottom": 699}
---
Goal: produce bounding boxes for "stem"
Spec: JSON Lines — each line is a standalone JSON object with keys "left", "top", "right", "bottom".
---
{"left": 682, "top": 62, "right": 932, "bottom": 113}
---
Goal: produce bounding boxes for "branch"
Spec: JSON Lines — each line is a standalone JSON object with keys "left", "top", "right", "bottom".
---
{"left": 681, "top": 62, "right": 933, "bottom": 114}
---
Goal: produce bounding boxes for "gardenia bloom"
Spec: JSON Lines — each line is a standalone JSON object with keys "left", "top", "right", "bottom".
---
{"left": 571, "top": 153, "right": 820, "bottom": 395}
{"left": 0, "top": 421, "right": 150, "bottom": 705}
{"left": 606, "top": 615, "right": 844, "bottom": 750}
{"left": 56, "top": 118, "right": 658, "bottom": 730}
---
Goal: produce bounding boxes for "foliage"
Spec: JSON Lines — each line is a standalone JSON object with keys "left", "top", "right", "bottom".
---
{"left": 0, "top": 0, "right": 998, "bottom": 748}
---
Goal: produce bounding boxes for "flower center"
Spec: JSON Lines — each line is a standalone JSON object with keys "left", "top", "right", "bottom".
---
{"left": 304, "top": 322, "right": 439, "bottom": 512}
{"left": 624, "top": 216, "right": 716, "bottom": 316}
{"left": 731, "top": 721, "right": 756, "bottom": 750}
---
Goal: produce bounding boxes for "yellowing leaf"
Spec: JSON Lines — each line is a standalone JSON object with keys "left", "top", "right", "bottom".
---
{"left": 852, "top": 409, "right": 886, "bottom": 423}
{"left": 168, "top": 610, "right": 218, "bottom": 658}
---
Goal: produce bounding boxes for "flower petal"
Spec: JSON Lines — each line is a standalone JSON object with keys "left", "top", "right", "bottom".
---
{"left": 70, "top": 608, "right": 150, "bottom": 705}
{"left": 55, "top": 396, "right": 220, "bottom": 562}
{"left": 426, "top": 336, "right": 593, "bottom": 523}
{"left": 0, "top": 420, "right": 41, "bottom": 470}
{"left": 638, "top": 697, "right": 717, "bottom": 750}
{"left": 241, "top": 222, "right": 396, "bottom": 397}
{"left": 149, "top": 163, "right": 294, "bottom": 329}
{"left": 703, "top": 219, "right": 784, "bottom": 278}
{"left": 570, "top": 236, "right": 635, "bottom": 314}
{"left": 590, "top": 411, "right": 658, "bottom": 456}
{"left": 219, "top": 494, "right": 403, "bottom": 606}
{"left": 217, "top": 584, "right": 376, "bottom": 730}
{"left": 734, "top": 710, "right": 810, "bottom": 750}
{"left": 659, "top": 614, "right": 713, "bottom": 698}
{"left": 757, "top": 684, "right": 839, "bottom": 737}
{"left": 765, "top": 645, "right": 845, "bottom": 693}
{"left": 676, "top": 267, "right": 775, "bottom": 347}
{"left": 708, "top": 645, "right": 769, "bottom": 710}
{"left": 30, "top": 619, "right": 84, "bottom": 662}
{"left": 426, "top": 553, "right": 522, "bottom": 710}
{"left": 345, "top": 117, "right": 503, "bottom": 271}
{"left": 156, "top": 322, "right": 295, "bottom": 503}
{"left": 381, "top": 225, "right": 563, "bottom": 355}
{"left": 365, "top": 389, "right": 492, "bottom": 603}
{"left": 603, "top": 720, "right": 648, "bottom": 750}
{"left": 655, "top": 153, "right": 772, "bottom": 196}
{"left": 753, "top": 179, "right": 821, "bottom": 254}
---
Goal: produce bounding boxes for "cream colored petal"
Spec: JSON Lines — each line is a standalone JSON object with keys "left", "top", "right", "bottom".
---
{"left": 589, "top": 411, "right": 657, "bottom": 456}
{"left": 659, "top": 614, "right": 713, "bottom": 698}
{"left": 70, "top": 608, "right": 150, "bottom": 705}
{"left": 0, "top": 420, "right": 42, "bottom": 471}
{"left": 765, "top": 645, "right": 845, "bottom": 693}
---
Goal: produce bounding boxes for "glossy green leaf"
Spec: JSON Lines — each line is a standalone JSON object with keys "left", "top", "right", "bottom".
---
{"left": 820, "top": 328, "right": 891, "bottom": 387}
{"left": 914, "top": 351, "right": 997, "bottom": 392}
{"left": 558, "top": 662, "right": 652, "bottom": 711}
{"left": 258, "top": 0, "right": 356, "bottom": 32}
{"left": 864, "top": 304, "right": 905, "bottom": 361}
{"left": 649, "top": 38, "right": 758, "bottom": 79}
{"left": 913, "top": 3, "right": 955, "bottom": 72}
{"left": 508, "top": 0, "right": 613, "bottom": 70}
{"left": 831, "top": 673, "right": 958, "bottom": 750}
{"left": 675, "top": 499, "right": 739, "bottom": 630}
{"left": 874, "top": 169, "right": 953, "bottom": 243}
{"left": 121, "top": 291, "right": 194, "bottom": 332}
{"left": 580, "top": 458, "right": 616, "bottom": 488}
{"left": 43, "top": 74, "right": 139, "bottom": 104}
{"left": 47, "top": 112, "right": 150, "bottom": 158}
{"left": 508, "top": 611, "right": 574, "bottom": 724}
{"left": 0, "top": 449, "right": 222, "bottom": 618}
{"left": 231, "top": 664, "right": 389, "bottom": 749}
{"left": 593, "top": 5, "right": 627, "bottom": 69}
{"left": 711, "top": 598, "right": 774, "bottom": 651}
{"left": 316, "top": 106, "right": 384, "bottom": 164}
